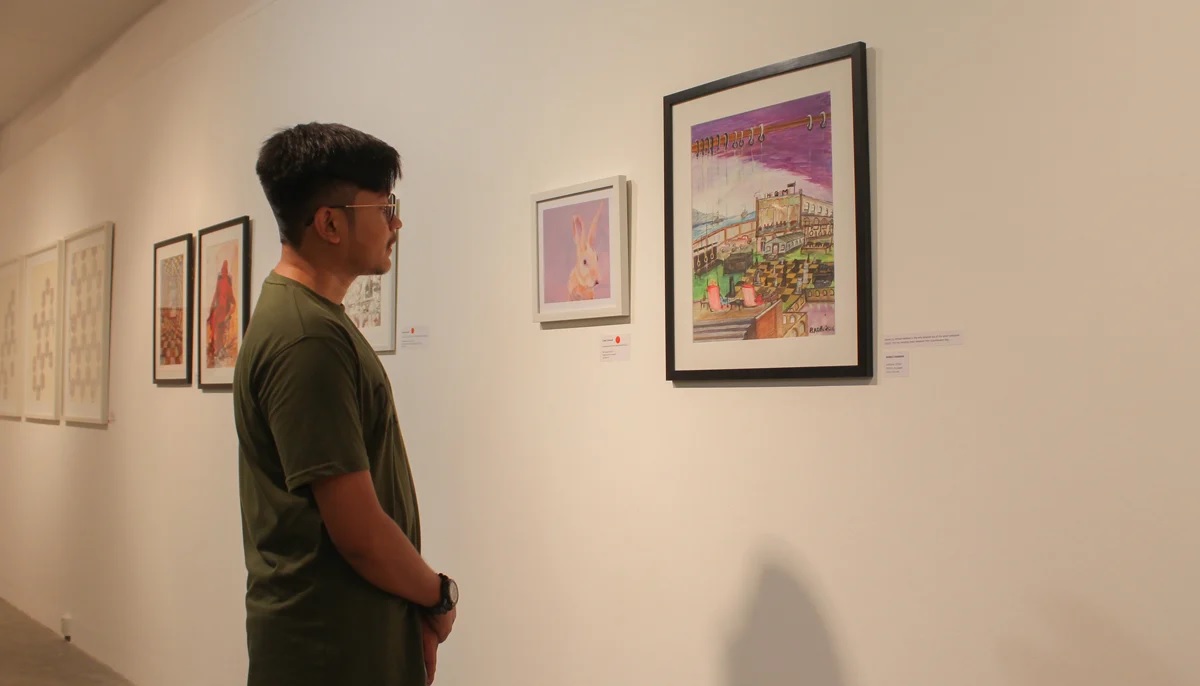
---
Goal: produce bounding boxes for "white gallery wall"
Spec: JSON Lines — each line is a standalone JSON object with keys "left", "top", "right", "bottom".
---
{"left": 1, "top": 0, "right": 1197, "bottom": 684}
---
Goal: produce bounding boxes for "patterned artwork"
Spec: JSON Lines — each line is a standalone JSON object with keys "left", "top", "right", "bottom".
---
{"left": 66, "top": 245, "right": 105, "bottom": 405}
{"left": 1, "top": 290, "right": 15, "bottom": 399}
{"left": 61, "top": 222, "right": 113, "bottom": 424}
{"left": 29, "top": 259, "right": 59, "bottom": 403}
{"left": 0, "top": 260, "right": 21, "bottom": 416}
{"left": 153, "top": 233, "right": 193, "bottom": 384}
{"left": 22, "top": 244, "right": 61, "bottom": 419}
{"left": 159, "top": 254, "right": 185, "bottom": 365}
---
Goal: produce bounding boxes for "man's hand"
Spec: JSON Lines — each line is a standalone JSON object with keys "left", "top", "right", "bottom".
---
{"left": 421, "top": 621, "right": 439, "bottom": 685}
{"left": 423, "top": 605, "right": 457, "bottom": 643}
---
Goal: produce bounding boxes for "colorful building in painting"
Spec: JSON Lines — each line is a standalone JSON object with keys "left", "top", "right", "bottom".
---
{"left": 692, "top": 210, "right": 756, "bottom": 274}
{"left": 754, "top": 184, "right": 833, "bottom": 257}
{"left": 689, "top": 181, "right": 837, "bottom": 343}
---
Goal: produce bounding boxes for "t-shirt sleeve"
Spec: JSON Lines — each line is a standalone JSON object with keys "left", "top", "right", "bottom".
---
{"left": 259, "top": 335, "right": 370, "bottom": 491}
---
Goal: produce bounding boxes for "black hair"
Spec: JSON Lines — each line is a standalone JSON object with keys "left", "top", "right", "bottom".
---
{"left": 255, "top": 122, "right": 401, "bottom": 247}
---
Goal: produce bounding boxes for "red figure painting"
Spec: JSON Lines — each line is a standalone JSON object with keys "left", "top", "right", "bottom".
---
{"left": 206, "top": 259, "right": 239, "bottom": 368}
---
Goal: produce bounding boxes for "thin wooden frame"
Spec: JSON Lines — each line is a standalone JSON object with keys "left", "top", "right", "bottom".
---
{"left": 153, "top": 233, "right": 195, "bottom": 385}
{"left": 0, "top": 257, "right": 24, "bottom": 418}
{"left": 22, "top": 241, "right": 63, "bottom": 421}
{"left": 196, "top": 216, "right": 251, "bottom": 390}
{"left": 664, "top": 42, "right": 873, "bottom": 381}
{"left": 531, "top": 175, "right": 630, "bottom": 323}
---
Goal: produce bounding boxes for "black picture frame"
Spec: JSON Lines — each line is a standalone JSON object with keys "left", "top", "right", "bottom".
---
{"left": 152, "top": 232, "right": 194, "bottom": 386}
{"left": 663, "top": 41, "right": 873, "bottom": 381}
{"left": 196, "top": 216, "right": 251, "bottom": 390}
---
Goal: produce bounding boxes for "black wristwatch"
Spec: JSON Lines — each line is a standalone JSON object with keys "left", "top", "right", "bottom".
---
{"left": 425, "top": 573, "right": 458, "bottom": 615}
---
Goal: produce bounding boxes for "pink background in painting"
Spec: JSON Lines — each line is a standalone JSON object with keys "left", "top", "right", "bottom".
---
{"left": 541, "top": 198, "right": 610, "bottom": 303}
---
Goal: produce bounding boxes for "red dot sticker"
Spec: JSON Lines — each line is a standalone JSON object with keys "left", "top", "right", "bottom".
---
{"left": 410, "top": 328, "right": 415, "bottom": 334}
{"left": 615, "top": 336, "right": 621, "bottom": 344}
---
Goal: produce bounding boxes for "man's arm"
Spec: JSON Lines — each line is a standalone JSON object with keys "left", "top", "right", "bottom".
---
{"left": 311, "top": 469, "right": 441, "bottom": 607}
{"left": 259, "top": 335, "right": 456, "bottom": 639}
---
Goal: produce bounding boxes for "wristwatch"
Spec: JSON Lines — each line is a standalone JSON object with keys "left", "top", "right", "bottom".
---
{"left": 426, "top": 573, "right": 458, "bottom": 615}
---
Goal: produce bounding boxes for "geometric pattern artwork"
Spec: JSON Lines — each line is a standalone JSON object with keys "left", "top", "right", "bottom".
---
{"left": 153, "top": 232, "right": 193, "bottom": 386}
{"left": 67, "top": 244, "right": 105, "bottom": 405}
{"left": 0, "top": 259, "right": 21, "bottom": 416}
{"left": 61, "top": 221, "right": 113, "bottom": 424}
{"left": 1, "top": 289, "right": 15, "bottom": 400}
{"left": 159, "top": 254, "right": 184, "bottom": 365}
{"left": 22, "top": 242, "right": 61, "bottom": 420}
{"left": 29, "top": 260, "right": 58, "bottom": 403}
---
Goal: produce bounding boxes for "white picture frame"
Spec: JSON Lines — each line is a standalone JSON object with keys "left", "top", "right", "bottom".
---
{"left": 61, "top": 221, "right": 115, "bottom": 425}
{"left": 531, "top": 175, "right": 630, "bottom": 323}
{"left": 0, "top": 257, "right": 24, "bottom": 418}
{"left": 345, "top": 241, "right": 398, "bottom": 353}
{"left": 22, "top": 241, "right": 63, "bottom": 421}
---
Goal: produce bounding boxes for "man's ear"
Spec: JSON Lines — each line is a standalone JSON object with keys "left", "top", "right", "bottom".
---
{"left": 311, "top": 207, "right": 343, "bottom": 245}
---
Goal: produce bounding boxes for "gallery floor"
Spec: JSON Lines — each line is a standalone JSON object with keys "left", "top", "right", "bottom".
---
{"left": 0, "top": 598, "right": 132, "bottom": 686}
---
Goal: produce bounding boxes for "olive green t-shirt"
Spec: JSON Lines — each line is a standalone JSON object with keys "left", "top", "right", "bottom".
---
{"left": 233, "top": 271, "right": 424, "bottom": 686}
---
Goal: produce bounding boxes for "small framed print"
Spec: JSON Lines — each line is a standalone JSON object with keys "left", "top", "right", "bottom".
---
{"left": 61, "top": 221, "right": 115, "bottom": 424}
{"left": 153, "top": 233, "right": 195, "bottom": 385}
{"left": 531, "top": 175, "right": 630, "bottom": 323}
{"left": 22, "top": 241, "right": 64, "bottom": 421}
{"left": 197, "top": 216, "right": 250, "bottom": 389}
{"left": 664, "top": 42, "right": 873, "bottom": 381}
{"left": 344, "top": 241, "right": 398, "bottom": 353}
{"left": 0, "top": 257, "right": 24, "bottom": 418}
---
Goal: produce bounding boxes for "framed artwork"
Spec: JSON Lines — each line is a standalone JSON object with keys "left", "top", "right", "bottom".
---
{"left": 153, "top": 233, "right": 194, "bottom": 384}
{"left": 531, "top": 175, "right": 630, "bottom": 322}
{"left": 663, "top": 41, "right": 873, "bottom": 381}
{"left": 22, "top": 242, "right": 63, "bottom": 420}
{"left": 61, "top": 222, "right": 115, "bottom": 424}
{"left": 197, "top": 216, "right": 250, "bottom": 389}
{"left": 0, "top": 258, "right": 23, "bottom": 418}
{"left": 345, "top": 241, "right": 398, "bottom": 352}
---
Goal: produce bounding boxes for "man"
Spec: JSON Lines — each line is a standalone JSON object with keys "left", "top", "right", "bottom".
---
{"left": 233, "top": 122, "right": 458, "bottom": 686}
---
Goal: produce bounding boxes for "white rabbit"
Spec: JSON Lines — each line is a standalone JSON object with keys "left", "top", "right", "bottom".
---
{"left": 567, "top": 210, "right": 601, "bottom": 300}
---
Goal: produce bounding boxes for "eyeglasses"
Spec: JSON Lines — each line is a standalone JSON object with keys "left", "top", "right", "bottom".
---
{"left": 329, "top": 193, "right": 399, "bottom": 221}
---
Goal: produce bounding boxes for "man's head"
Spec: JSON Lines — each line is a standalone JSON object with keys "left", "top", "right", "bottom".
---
{"left": 255, "top": 122, "right": 402, "bottom": 276}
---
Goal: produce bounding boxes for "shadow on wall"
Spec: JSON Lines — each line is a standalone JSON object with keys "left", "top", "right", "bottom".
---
{"left": 725, "top": 554, "right": 847, "bottom": 686}
{"left": 997, "top": 594, "right": 1190, "bottom": 686}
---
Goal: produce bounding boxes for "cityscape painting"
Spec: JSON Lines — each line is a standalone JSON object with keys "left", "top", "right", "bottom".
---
{"left": 689, "top": 91, "right": 836, "bottom": 343}
{"left": 664, "top": 42, "right": 873, "bottom": 381}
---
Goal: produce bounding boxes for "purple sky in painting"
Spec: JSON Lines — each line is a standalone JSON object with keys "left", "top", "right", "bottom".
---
{"left": 691, "top": 91, "right": 832, "bottom": 198}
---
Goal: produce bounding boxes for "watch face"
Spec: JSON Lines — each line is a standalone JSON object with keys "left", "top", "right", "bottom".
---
{"left": 448, "top": 579, "right": 459, "bottom": 604}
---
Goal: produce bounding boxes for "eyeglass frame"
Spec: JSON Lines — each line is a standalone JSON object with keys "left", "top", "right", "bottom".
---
{"left": 327, "top": 192, "right": 399, "bottom": 221}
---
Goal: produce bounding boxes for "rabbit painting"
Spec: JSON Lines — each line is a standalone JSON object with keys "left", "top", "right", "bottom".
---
{"left": 566, "top": 210, "right": 602, "bottom": 300}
